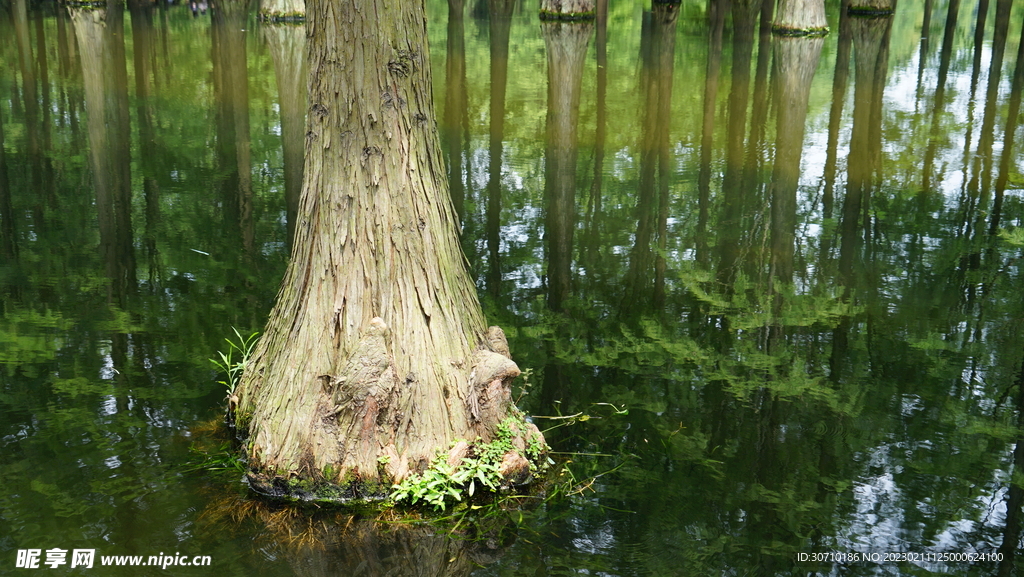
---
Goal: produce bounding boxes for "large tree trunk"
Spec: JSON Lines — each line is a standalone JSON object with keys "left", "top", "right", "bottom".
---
{"left": 234, "top": 0, "right": 542, "bottom": 499}
{"left": 772, "top": 0, "right": 828, "bottom": 36}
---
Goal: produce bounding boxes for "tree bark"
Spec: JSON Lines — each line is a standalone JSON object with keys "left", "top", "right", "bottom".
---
{"left": 234, "top": 0, "right": 542, "bottom": 499}
{"left": 773, "top": 0, "right": 828, "bottom": 36}
{"left": 540, "top": 0, "right": 595, "bottom": 21}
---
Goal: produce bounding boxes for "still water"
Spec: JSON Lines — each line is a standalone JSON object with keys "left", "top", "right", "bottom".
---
{"left": 2, "top": 0, "right": 1024, "bottom": 574}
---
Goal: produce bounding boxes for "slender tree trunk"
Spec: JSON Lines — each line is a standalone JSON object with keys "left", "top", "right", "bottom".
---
{"left": 234, "top": 0, "right": 543, "bottom": 498}
{"left": 773, "top": 0, "right": 828, "bottom": 36}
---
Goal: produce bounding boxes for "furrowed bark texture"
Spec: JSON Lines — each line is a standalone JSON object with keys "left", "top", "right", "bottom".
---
{"left": 235, "top": 0, "right": 531, "bottom": 494}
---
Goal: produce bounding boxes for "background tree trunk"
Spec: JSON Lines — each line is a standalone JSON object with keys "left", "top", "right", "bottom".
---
{"left": 773, "top": 0, "right": 828, "bottom": 36}
{"left": 540, "top": 0, "right": 594, "bottom": 20}
{"left": 235, "top": 0, "right": 541, "bottom": 498}
{"left": 260, "top": 0, "right": 304, "bottom": 21}
{"left": 849, "top": 0, "right": 895, "bottom": 16}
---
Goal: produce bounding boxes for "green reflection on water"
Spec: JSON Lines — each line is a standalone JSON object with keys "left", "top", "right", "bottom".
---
{"left": 2, "top": 0, "right": 1024, "bottom": 575}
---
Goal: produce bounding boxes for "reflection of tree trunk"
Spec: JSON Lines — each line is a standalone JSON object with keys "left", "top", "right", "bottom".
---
{"left": 212, "top": 0, "right": 255, "bottom": 261}
{"left": 769, "top": 36, "right": 822, "bottom": 295}
{"left": 287, "top": 524, "right": 483, "bottom": 577}
{"left": 915, "top": 0, "right": 933, "bottom": 104}
{"left": 717, "top": 0, "right": 759, "bottom": 288}
{"left": 820, "top": 0, "right": 851, "bottom": 266}
{"left": 0, "top": 111, "right": 15, "bottom": 261}
{"left": 966, "top": 0, "right": 1011, "bottom": 245}
{"left": 740, "top": 0, "right": 774, "bottom": 199}
{"left": 543, "top": 21, "right": 591, "bottom": 313}
{"left": 696, "top": 0, "right": 726, "bottom": 265}
{"left": 997, "top": 348, "right": 1024, "bottom": 576}
{"left": 626, "top": 4, "right": 678, "bottom": 311}
{"left": 583, "top": 0, "right": 606, "bottom": 262}
{"left": 989, "top": 17, "right": 1024, "bottom": 236}
{"left": 486, "top": 0, "right": 516, "bottom": 300}
{"left": 14, "top": 0, "right": 44, "bottom": 235}
{"left": 72, "top": 1, "right": 136, "bottom": 305}
{"left": 263, "top": 24, "right": 307, "bottom": 249}
{"left": 34, "top": 13, "right": 55, "bottom": 203}
{"left": 59, "top": 9, "right": 84, "bottom": 145}
{"left": 922, "top": 0, "right": 961, "bottom": 193}
{"left": 838, "top": 14, "right": 890, "bottom": 284}
{"left": 443, "top": 0, "right": 468, "bottom": 222}
{"left": 129, "top": 0, "right": 163, "bottom": 286}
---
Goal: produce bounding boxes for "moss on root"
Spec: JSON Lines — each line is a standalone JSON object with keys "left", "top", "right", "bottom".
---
{"left": 847, "top": 6, "right": 895, "bottom": 17}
